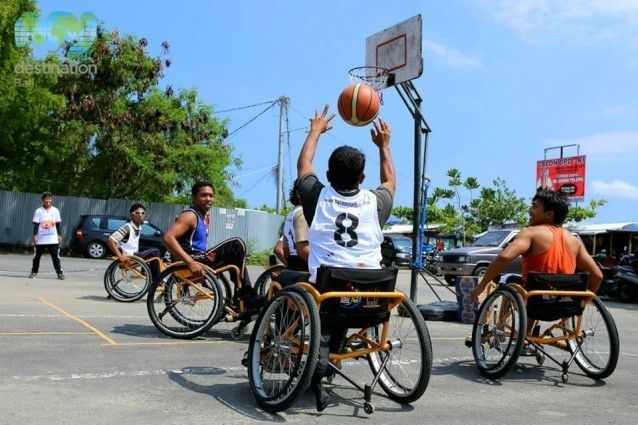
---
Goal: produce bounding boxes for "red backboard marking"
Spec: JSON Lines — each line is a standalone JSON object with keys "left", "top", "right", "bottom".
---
{"left": 375, "top": 34, "right": 407, "bottom": 72}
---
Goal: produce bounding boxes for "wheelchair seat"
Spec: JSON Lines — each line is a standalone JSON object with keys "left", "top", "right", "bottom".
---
{"left": 315, "top": 266, "right": 399, "bottom": 329}
{"left": 525, "top": 272, "right": 588, "bottom": 321}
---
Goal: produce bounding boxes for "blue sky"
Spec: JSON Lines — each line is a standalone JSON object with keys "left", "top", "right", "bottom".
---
{"left": 37, "top": 0, "right": 638, "bottom": 223}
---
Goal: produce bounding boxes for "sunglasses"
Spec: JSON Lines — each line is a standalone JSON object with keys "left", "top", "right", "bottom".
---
{"left": 133, "top": 211, "right": 146, "bottom": 215}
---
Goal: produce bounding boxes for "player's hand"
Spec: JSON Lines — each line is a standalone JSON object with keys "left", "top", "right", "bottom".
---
{"left": 33, "top": 235, "right": 38, "bottom": 245}
{"left": 187, "top": 260, "right": 204, "bottom": 278}
{"left": 309, "top": 105, "right": 335, "bottom": 134}
{"left": 470, "top": 286, "right": 482, "bottom": 304}
{"left": 370, "top": 118, "right": 391, "bottom": 148}
{"left": 58, "top": 235, "right": 62, "bottom": 243}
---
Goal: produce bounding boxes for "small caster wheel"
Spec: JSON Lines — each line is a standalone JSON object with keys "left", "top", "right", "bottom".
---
{"left": 535, "top": 352, "right": 545, "bottom": 366}
{"left": 363, "top": 402, "right": 374, "bottom": 414}
{"left": 230, "top": 325, "right": 246, "bottom": 340}
{"left": 241, "top": 351, "right": 249, "bottom": 368}
{"left": 561, "top": 373, "right": 568, "bottom": 383}
{"left": 464, "top": 337, "right": 472, "bottom": 348}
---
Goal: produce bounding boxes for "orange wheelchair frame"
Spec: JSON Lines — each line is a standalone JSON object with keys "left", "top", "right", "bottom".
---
{"left": 247, "top": 268, "right": 433, "bottom": 414}
{"left": 469, "top": 275, "right": 619, "bottom": 383}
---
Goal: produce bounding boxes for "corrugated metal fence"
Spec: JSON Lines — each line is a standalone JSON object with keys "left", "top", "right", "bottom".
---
{"left": 0, "top": 191, "right": 283, "bottom": 252}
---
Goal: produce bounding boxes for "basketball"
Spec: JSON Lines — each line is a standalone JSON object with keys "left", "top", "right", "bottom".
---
{"left": 337, "top": 83, "right": 380, "bottom": 126}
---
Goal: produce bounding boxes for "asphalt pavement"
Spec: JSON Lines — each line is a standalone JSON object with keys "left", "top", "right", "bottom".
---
{"left": 0, "top": 253, "right": 636, "bottom": 424}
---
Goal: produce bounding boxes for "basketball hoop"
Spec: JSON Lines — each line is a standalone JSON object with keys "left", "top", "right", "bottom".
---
{"left": 348, "top": 66, "right": 390, "bottom": 104}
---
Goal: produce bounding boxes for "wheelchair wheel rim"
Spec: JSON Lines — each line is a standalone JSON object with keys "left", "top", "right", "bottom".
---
{"left": 567, "top": 299, "right": 614, "bottom": 374}
{"left": 250, "top": 291, "right": 311, "bottom": 402}
{"left": 473, "top": 289, "right": 523, "bottom": 372}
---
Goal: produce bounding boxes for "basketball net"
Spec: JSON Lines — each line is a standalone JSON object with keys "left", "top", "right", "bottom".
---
{"left": 348, "top": 66, "right": 388, "bottom": 105}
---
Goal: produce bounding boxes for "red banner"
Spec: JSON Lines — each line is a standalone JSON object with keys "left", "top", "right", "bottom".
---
{"left": 536, "top": 155, "right": 586, "bottom": 200}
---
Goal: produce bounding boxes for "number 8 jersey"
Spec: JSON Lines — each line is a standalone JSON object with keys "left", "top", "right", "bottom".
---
{"left": 307, "top": 186, "right": 383, "bottom": 282}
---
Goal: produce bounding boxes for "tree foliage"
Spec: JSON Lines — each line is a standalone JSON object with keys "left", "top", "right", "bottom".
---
{"left": 0, "top": 0, "right": 245, "bottom": 207}
{"left": 391, "top": 168, "right": 605, "bottom": 242}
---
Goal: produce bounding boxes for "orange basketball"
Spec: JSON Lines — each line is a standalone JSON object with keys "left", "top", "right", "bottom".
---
{"left": 337, "top": 83, "right": 380, "bottom": 126}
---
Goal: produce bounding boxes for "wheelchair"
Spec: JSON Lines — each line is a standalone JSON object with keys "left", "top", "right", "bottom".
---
{"left": 103, "top": 254, "right": 167, "bottom": 302}
{"left": 470, "top": 272, "right": 619, "bottom": 383}
{"left": 146, "top": 261, "right": 285, "bottom": 339}
{"left": 246, "top": 266, "right": 433, "bottom": 414}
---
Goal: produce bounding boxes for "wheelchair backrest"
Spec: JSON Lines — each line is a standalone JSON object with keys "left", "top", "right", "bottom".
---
{"left": 315, "top": 266, "right": 399, "bottom": 329}
{"left": 525, "top": 272, "right": 589, "bottom": 321}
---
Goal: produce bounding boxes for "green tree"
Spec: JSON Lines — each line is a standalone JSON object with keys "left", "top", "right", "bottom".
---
{"left": 0, "top": 1, "right": 245, "bottom": 208}
{"left": 565, "top": 198, "right": 607, "bottom": 224}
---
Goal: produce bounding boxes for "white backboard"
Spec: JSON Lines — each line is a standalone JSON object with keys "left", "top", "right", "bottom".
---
{"left": 366, "top": 15, "right": 423, "bottom": 88}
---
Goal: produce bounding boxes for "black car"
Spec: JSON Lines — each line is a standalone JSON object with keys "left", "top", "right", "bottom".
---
{"left": 381, "top": 234, "right": 413, "bottom": 267}
{"left": 72, "top": 214, "right": 166, "bottom": 259}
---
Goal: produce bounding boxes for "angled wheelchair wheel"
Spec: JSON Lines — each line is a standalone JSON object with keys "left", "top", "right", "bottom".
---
{"left": 104, "top": 256, "right": 152, "bottom": 302}
{"left": 471, "top": 286, "right": 527, "bottom": 379}
{"left": 254, "top": 265, "right": 286, "bottom": 298}
{"left": 146, "top": 264, "right": 223, "bottom": 339}
{"left": 367, "top": 296, "right": 433, "bottom": 403}
{"left": 565, "top": 296, "right": 619, "bottom": 379}
{"left": 248, "top": 285, "right": 320, "bottom": 412}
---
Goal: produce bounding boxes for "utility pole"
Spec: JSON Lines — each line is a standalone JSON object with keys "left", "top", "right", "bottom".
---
{"left": 276, "top": 96, "right": 289, "bottom": 213}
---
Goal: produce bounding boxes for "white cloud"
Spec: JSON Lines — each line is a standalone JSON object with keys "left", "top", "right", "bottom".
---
{"left": 480, "top": 0, "right": 638, "bottom": 44}
{"left": 423, "top": 39, "right": 484, "bottom": 70}
{"left": 544, "top": 130, "right": 638, "bottom": 159}
{"left": 592, "top": 180, "right": 638, "bottom": 199}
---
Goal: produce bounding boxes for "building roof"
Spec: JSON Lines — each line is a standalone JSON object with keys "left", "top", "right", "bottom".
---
{"left": 568, "top": 222, "right": 637, "bottom": 235}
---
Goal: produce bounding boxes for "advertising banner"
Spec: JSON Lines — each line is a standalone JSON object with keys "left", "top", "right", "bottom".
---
{"left": 536, "top": 155, "right": 586, "bottom": 200}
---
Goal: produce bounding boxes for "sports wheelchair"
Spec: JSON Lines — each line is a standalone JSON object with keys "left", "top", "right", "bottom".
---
{"left": 246, "top": 266, "right": 433, "bottom": 414}
{"left": 146, "top": 261, "right": 285, "bottom": 339}
{"left": 469, "top": 272, "right": 619, "bottom": 383}
{"left": 104, "top": 254, "right": 168, "bottom": 302}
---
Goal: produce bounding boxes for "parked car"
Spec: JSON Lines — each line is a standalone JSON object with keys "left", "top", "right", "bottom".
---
{"left": 437, "top": 229, "right": 522, "bottom": 285}
{"left": 72, "top": 214, "right": 166, "bottom": 259}
{"left": 381, "top": 234, "right": 413, "bottom": 267}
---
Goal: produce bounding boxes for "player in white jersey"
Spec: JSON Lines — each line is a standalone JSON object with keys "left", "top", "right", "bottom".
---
{"left": 30, "top": 192, "right": 65, "bottom": 279}
{"left": 282, "top": 186, "right": 309, "bottom": 271}
{"left": 296, "top": 105, "right": 395, "bottom": 411}
{"left": 107, "top": 203, "right": 162, "bottom": 282}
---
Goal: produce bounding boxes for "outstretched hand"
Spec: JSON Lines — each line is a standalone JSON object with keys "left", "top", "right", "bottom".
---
{"left": 370, "top": 118, "right": 391, "bottom": 149}
{"left": 309, "top": 105, "right": 335, "bottom": 134}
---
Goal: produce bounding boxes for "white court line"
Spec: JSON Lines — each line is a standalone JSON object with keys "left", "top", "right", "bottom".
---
{"left": 12, "top": 366, "right": 246, "bottom": 382}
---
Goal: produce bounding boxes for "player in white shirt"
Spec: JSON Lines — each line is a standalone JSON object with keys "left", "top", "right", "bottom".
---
{"left": 296, "top": 105, "right": 395, "bottom": 411}
{"left": 30, "top": 192, "right": 64, "bottom": 279}
{"left": 107, "top": 203, "right": 162, "bottom": 282}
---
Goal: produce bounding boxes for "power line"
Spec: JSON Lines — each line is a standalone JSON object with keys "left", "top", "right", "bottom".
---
{"left": 226, "top": 101, "right": 279, "bottom": 140}
{"left": 216, "top": 99, "right": 279, "bottom": 114}
{"left": 238, "top": 168, "right": 275, "bottom": 196}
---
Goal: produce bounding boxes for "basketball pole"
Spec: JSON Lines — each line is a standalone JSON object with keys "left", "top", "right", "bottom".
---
{"left": 395, "top": 81, "right": 431, "bottom": 303}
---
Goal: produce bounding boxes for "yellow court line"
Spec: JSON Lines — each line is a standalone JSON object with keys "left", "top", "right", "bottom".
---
{"left": 0, "top": 332, "right": 94, "bottom": 336}
{"left": 38, "top": 297, "right": 118, "bottom": 345}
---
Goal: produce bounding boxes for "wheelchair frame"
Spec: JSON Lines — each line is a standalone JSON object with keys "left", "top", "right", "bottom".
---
{"left": 146, "top": 262, "right": 285, "bottom": 339}
{"left": 248, "top": 275, "right": 432, "bottom": 414}
{"left": 470, "top": 280, "right": 619, "bottom": 383}
{"left": 103, "top": 255, "right": 168, "bottom": 302}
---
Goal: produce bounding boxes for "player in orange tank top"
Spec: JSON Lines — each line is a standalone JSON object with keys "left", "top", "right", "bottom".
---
{"left": 522, "top": 225, "right": 576, "bottom": 282}
{"left": 471, "top": 190, "right": 602, "bottom": 304}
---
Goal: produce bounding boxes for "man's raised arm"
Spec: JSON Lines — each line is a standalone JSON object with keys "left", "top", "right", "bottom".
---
{"left": 297, "top": 105, "right": 335, "bottom": 178}
{"left": 370, "top": 118, "right": 395, "bottom": 194}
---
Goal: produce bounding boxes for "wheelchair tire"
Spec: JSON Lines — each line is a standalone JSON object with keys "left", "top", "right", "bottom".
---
{"left": 146, "top": 264, "right": 223, "bottom": 339}
{"left": 367, "top": 296, "right": 433, "bottom": 403}
{"left": 247, "top": 285, "right": 320, "bottom": 412}
{"left": 254, "top": 264, "right": 286, "bottom": 298}
{"left": 566, "top": 296, "right": 619, "bottom": 379}
{"left": 471, "top": 285, "right": 527, "bottom": 379}
{"left": 104, "top": 256, "right": 152, "bottom": 302}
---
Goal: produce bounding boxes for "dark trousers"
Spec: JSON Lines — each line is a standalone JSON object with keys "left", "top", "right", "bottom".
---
{"left": 32, "top": 244, "right": 62, "bottom": 274}
{"left": 192, "top": 237, "right": 251, "bottom": 288}
{"left": 135, "top": 248, "right": 161, "bottom": 281}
